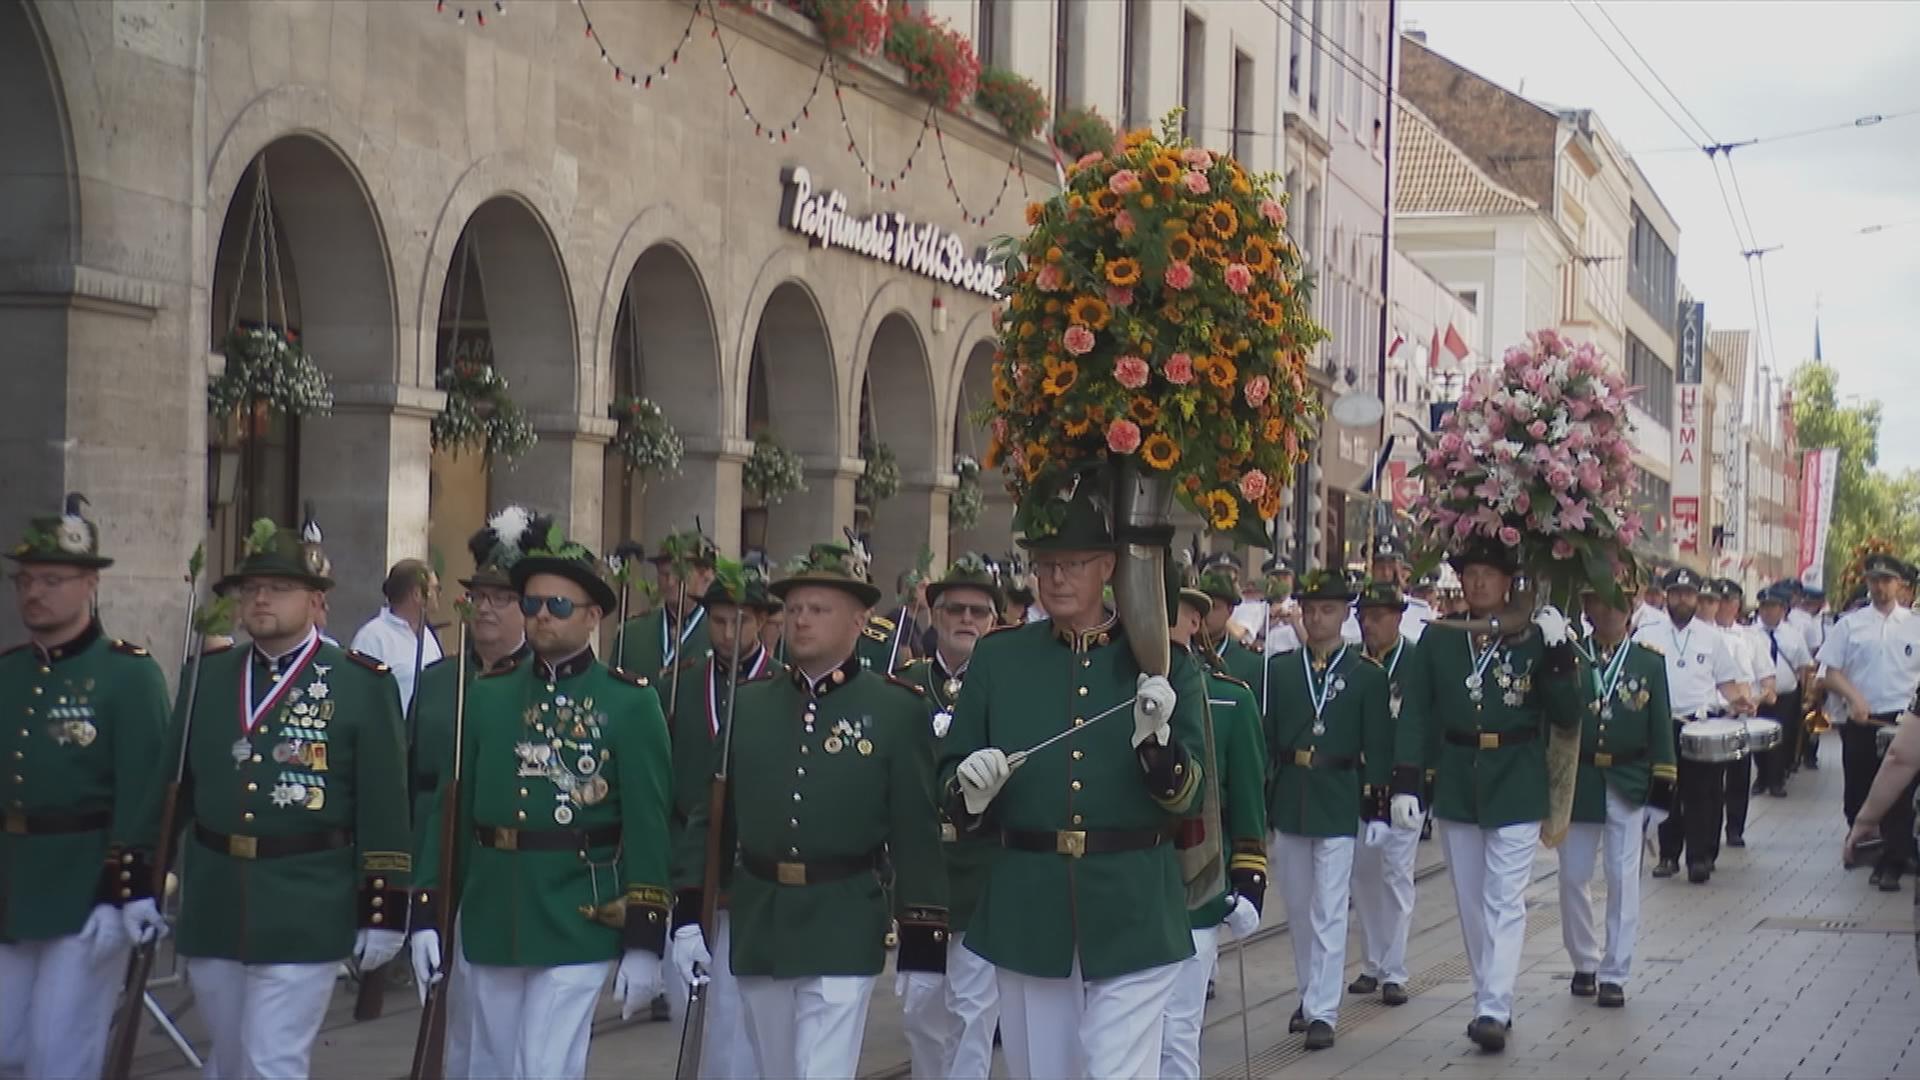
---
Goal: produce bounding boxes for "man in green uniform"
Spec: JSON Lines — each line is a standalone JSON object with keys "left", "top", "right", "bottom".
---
{"left": 663, "top": 568, "right": 782, "bottom": 1079}
{"left": 408, "top": 507, "right": 533, "bottom": 1077}
{"left": 1391, "top": 538, "right": 1580, "bottom": 1052}
{"left": 1348, "top": 581, "right": 1421, "bottom": 1008}
{"left": 1263, "top": 571, "right": 1391, "bottom": 1050}
{"left": 1560, "top": 583, "right": 1676, "bottom": 1008}
{"left": 1160, "top": 585, "right": 1268, "bottom": 1079}
{"left": 148, "top": 517, "right": 410, "bottom": 1079}
{"left": 618, "top": 528, "right": 716, "bottom": 682}
{"left": 1197, "top": 568, "right": 1264, "bottom": 687}
{"left": 671, "top": 543, "right": 948, "bottom": 1079}
{"left": 938, "top": 490, "right": 1206, "bottom": 1080}
{"left": 409, "top": 524, "right": 671, "bottom": 1079}
{"left": 895, "top": 554, "right": 1003, "bottom": 1080}
{"left": 0, "top": 495, "right": 169, "bottom": 1080}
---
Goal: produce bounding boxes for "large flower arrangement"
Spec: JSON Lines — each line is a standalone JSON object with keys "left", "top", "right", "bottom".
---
{"left": 608, "top": 395, "right": 685, "bottom": 482}
{"left": 1410, "top": 330, "right": 1643, "bottom": 603}
{"left": 984, "top": 114, "right": 1326, "bottom": 544}
{"left": 208, "top": 327, "right": 333, "bottom": 421}
{"left": 431, "top": 361, "right": 537, "bottom": 462}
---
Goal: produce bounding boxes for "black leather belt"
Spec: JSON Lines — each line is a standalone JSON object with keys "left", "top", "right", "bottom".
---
{"left": 1283, "top": 750, "right": 1357, "bottom": 770}
{"left": 1445, "top": 728, "right": 1537, "bottom": 750}
{"left": 1581, "top": 748, "right": 1646, "bottom": 768}
{"left": 195, "top": 823, "right": 352, "bottom": 860}
{"left": 1, "top": 806, "right": 111, "bottom": 836}
{"left": 1867, "top": 712, "right": 1902, "bottom": 723}
{"left": 474, "top": 823, "right": 621, "bottom": 853}
{"left": 740, "top": 849, "right": 881, "bottom": 886}
{"left": 1002, "top": 827, "right": 1171, "bottom": 858}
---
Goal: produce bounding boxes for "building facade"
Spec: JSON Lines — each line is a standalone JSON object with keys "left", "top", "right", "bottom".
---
{"left": 1624, "top": 159, "right": 1682, "bottom": 565}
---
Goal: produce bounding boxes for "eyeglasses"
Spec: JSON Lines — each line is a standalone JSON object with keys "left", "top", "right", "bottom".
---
{"left": 520, "top": 594, "right": 579, "bottom": 619}
{"left": 938, "top": 602, "right": 996, "bottom": 620}
{"left": 1031, "top": 555, "right": 1104, "bottom": 580}
{"left": 10, "top": 572, "right": 88, "bottom": 592}
{"left": 468, "top": 590, "right": 518, "bottom": 611}
{"left": 231, "top": 579, "right": 305, "bottom": 599}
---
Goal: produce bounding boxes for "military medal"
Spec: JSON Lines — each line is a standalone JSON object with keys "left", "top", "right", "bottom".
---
{"left": 824, "top": 735, "right": 844, "bottom": 754}
{"left": 932, "top": 710, "right": 952, "bottom": 738}
{"left": 577, "top": 754, "right": 598, "bottom": 775}
{"left": 554, "top": 803, "right": 575, "bottom": 825}
{"left": 944, "top": 677, "right": 963, "bottom": 699}
{"left": 577, "top": 775, "right": 610, "bottom": 806}
{"left": 231, "top": 738, "right": 253, "bottom": 765}
{"left": 238, "top": 633, "right": 322, "bottom": 767}
{"left": 1302, "top": 645, "right": 1347, "bottom": 736}
{"left": 1466, "top": 637, "right": 1500, "bottom": 704}
{"left": 857, "top": 738, "right": 873, "bottom": 756}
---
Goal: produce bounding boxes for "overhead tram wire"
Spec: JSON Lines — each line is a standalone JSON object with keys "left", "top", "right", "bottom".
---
{"left": 1634, "top": 108, "right": 1920, "bottom": 156}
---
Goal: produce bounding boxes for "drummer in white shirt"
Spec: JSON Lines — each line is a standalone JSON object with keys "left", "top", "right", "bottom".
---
{"left": 1630, "top": 577, "right": 1670, "bottom": 634}
{"left": 1633, "top": 568, "right": 1752, "bottom": 884}
{"left": 1340, "top": 539, "right": 1430, "bottom": 645}
{"left": 1753, "top": 586, "right": 1815, "bottom": 799}
{"left": 1711, "top": 580, "right": 1774, "bottom": 849}
{"left": 1816, "top": 553, "right": 1920, "bottom": 890}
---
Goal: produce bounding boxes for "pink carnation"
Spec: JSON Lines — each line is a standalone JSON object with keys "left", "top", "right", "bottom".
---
{"left": 1514, "top": 490, "right": 1532, "bottom": 514}
{"left": 1164, "top": 353, "right": 1195, "bottom": 385}
{"left": 1498, "top": 526, "right": 1522, "bottom": 548}
{"left": 1239, "top": 470, "right": 1270, "bottom": 502}
{"left": 1183, "top": 170, "right": 1211, "bottom": 194}
{"left": 1036, "top": 264, "right": 1065, "bottom": 292}
{"left": 1552, "top": 538, "right": 1575, "bottom": 560}
{"left": 1076, "top": 151, "right": 1105, "bottom": 169}
{"left": 1527, "top": 419, "right": 1549, "bottom": 440}
{"left": 1164, "top": 261, "right": 1195, "bottom": 290}
{"left": 1224, "top": 263, "right": 1254, "bottom": 295}
{"left": 1244, "top": 375, "right": 1271, "bottom": 408}
{"left": 1109, "top": 170, "right": 1142, "bottom": 195}
{"left": 1522, "top": 368, "right": 1547, "bottom": 394}
{"left": 1062, "top": 325, "right": 1096, "bottom": 356}
{"left": 1259, "top": 198, "right": 1286, "bottom": 226}
{"left": 1181, "top": 147, "right": 1214, "bottom": 170}
{"left": 1114, "top": 355, "right": 1150, "bottom": 389}
{"left": 1106, "top": 418, "right": 1142, "bottom": 454}
{"left": 1105, "top": 285, "right": 1135, "bottom": 308}
{"left": 1114, "top": 210, "right": 1137, "bottom": 235}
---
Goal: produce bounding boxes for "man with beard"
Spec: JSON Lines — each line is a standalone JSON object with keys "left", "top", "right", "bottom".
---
{"left": 0, "top": 494, "right": 169, "bottom": 1080}
{"left": 1347, "top": 581, "right": 1420, "bottom": 1009}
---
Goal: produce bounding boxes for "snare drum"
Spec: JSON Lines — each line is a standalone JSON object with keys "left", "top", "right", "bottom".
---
{"left": 1680, "top": 717, "right": 1750, "bottom": 763}
{"left": 1743, "top": 717, "right": 1783, "bottom": 753}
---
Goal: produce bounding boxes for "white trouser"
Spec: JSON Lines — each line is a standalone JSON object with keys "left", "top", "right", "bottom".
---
{"left": 664, "top": 912, "right": 760, "bottom": 1079}
{"left": 1270, "top": 831, "right": 1357, "bottom": 1026}
{"left": 737, "top": 974, "right": 875, "bottom": 1079}
{"left": 184, "top": 957, "right": 337, "bottom": 1079}
{"left": 1351, "top": 823, "right": 1420, "bottom": 985}
{"left": 997, "top": 953, "right": 1183, "bottom": 1080}
{"left": 468, "top": 959, "right": 614, "bottom": 1080}
{"left": 0, "top": 932, "right": 123, "bottom": 1080}
{"left": 1559, "top": 785, "right": 1646, "bottom": 986}
{"left": 444, "top": 917, "right": 478, "bottom": 1079}
{"left": 901, "top": 931, "right": 1000, "bottom": 1080}
{"left": 1439, "top": 820, "right": 1540, "bottom": 1024}
{"left": 1159, "top": 925, "right": 1221, "bottom": 1080}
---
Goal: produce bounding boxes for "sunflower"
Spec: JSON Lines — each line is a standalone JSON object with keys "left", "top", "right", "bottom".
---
{"left": 993, "top": 373, "right": 1015, "bottom": 409}
{"left": 1105, "top": 257, "right": 1142, "bottom": 287}
{"left": 1161, "top": 303, "right": 1186, "bottom": 326}
{"left": 1128, "top": 396, "right": 1160, "bottom": 425}
{"left": 1067, "top": 296, "right": 1112, "bottom": 329}
{"left": 1207, "top": 356, "right": 1239, "bottom": 390}
{"left": 1206, "top": 201, "right": 1239, "bottom": 239}
{"left": 1257, "top": 491, "right": 1283, "bottom": 519}
{"left": 1067, "top": 194, "right": 1086, "bottom": 215}
{"left": 1168, "top": 233, "right": 1197, "bottom": 261}
{"left": 1141, "top": 433, "right": 1180, "bottom": 470}
{"left": 1022, "top": 443, "right": 1052, "bottom": 483}
{"left": 1242, "top": 236, "right": 1274, "bottom": 274}
{"left": 1025, "top": 202, "right": 1046, "bottom": 226}
{"left": 1064, "top": 414, "right": 1093, "bottom": 438}
{"left": 1121, "top": 128, "right": 1153, "bottom": 151}
{"left": 1147, "top": 154, "right": 1182, "bottom": 185}
{"left": 1200, "top": 490, "right": 1239, "bottom": 531}
{"left": 1090, "top": 188, "right": 1121, "bottom": 216}
{"left": 1040, "top": 359, "right": 1079, "bottom": 397}
{"left": 1263, "top": 417, "right": 1285, "bottom": 442}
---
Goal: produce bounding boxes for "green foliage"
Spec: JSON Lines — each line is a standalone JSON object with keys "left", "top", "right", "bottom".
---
{"left": 856, "top": 441, "right": 901, "bottom": 506}
{"left": 609, "top": 396, "right": 684, "bottom": 482}
{"left": 974, "top": 66, "right": 1047, "bottom": 140}
{"left": 711, "top": 557, "right": 747, "bottom": 603}
{"left": 1790, "top": 363, "right": 1920, "bottom": 587}
{"left": 1054, "top": 105, "right": 1117, "bottom": 161}
{"left": 209, "top": 327, "right": 333, "bottom": 421}
{"left": 432, "top": 361, "right": 537, "bottom": 463}
{"left": 744, "top": 434, "right": 808, "bottom": 504}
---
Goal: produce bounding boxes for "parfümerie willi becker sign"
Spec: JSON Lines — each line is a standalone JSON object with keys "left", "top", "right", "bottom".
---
{"left": 780, "top": 166, "right": 1007, "bottom": 299}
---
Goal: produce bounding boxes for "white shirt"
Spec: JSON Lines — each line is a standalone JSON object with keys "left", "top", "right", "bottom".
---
{"left": 1814, "top": 603, "right": 1920, "bottom": 716}
{"left": 1630, "top": 604, "right": 1671, "bottom": 634}
{"left": 1718, "top": 622, "right": 1759, "bottom": 700}
{"left": 349, "top": 607, "right": 444, "bottom": 710}
{"left": 1787, "top": 607, "right": 1825, "bottom": 655}
{"left": 1634, "top": 616, "right": 1743, "bottom": 717}
{"left": 1228, "top": 599, "right": 1269, "bottom": 642}
{"left": 1756, "top": 616, "right": 1813, "bottom": 693}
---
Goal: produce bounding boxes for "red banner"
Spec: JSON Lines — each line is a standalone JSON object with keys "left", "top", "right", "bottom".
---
{"left": 1796, "top": 448, "right": 1837, "bottom": 587}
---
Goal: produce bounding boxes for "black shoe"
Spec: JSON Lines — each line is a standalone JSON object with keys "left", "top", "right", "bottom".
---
{"left": 1348, "top": 974, "right": 1379, "bottom": 995}
{"left": 1206, "top": 978, "right": 1216, "bottom": 1001}
{"left": 1727, "top": 833, "right": 1745, "bottom": 848}
{"left": 1304, "top": 1020, "right": 1335, "bottom": 1050}
{"left": 1289, "top": 1006, "right": 1306, "bottom": 1033}
{"left": 1752, "top": 779, "right": 1768, "bottom": 795}
{"left": 1467, "top": 1016, "right": 1509, "bottom": 1052}
{"left": 1869, "top": 868, "right": 1886, "bottom": 887}
{"left": 1769, "top": 785, "right": 1788, "bottom": 798}
{"left": 1688, "top": 864, "right": 1711, "bottom": 884}
{"left": 1652, "top": 859, "right": 1679, "bottom": 878}
{"left": 649, "top": 992, "right": 670, "bottom": 1022}
{"left": 1597, "top": 982, "right": 1626, "bottom": 1008}
{"left": 1382, "top": 982, "right": 1409, "bottom": 1006}
{"left": 1421, "top": 818, "right": 1434, "bottom": 841}
{"left": 1570, "top": 972, "right": 1597, "bottom": 997}
{"left": 1881, "top": 873, "right": 1903, "bottom": 893}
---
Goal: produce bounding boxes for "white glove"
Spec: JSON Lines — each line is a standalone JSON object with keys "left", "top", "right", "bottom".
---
{"left": 409, "top": 930, "right": 443, "bottom": 1005}
{"left": 353, "top": 928, "right": 405, "bottom": 972}
{"left": 957, "top": 748, "right": 1012, "bottom": 815}
{"left": 1364, "top": 820, "right": 1392, "bottom": 848}
{"left": 121, "top": 898, "right": 168, "bottom": 945}
{"left": 1133, "top": 674, "right": 1176, "bottom": 747}
{"left": 671, "top": 924, "right": 712, "bottom": 989}
{"left": 76, "top": 902, "right": 129, "bottom": 963}
{"left": 615, "top": 949, "right": 663, "bottom": 1019}
{"left": 1390, "top": 794, "right": 1423, "bottom": 832}
{"left": 1222, "top": 895, "right": 1261, "bottom": 940}
{"left": 1533, "top": 605, "right": 1570, "bottom": 646}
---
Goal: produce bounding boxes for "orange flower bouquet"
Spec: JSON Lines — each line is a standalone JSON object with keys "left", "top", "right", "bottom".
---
{"left": 984, "top": 114, "right": 1326, "bottom": 544}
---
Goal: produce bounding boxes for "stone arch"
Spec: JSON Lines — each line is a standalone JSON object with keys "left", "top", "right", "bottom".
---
{"left": 737, "top": 268, "right": 840, "bottom": 561}
{"left": 949, "top": 334, "right": 1016, "bottom": 558}
{"left": 856, "top": 306, "right": 938, "bottom": 589}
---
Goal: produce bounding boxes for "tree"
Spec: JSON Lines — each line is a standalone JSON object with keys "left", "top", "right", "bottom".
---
{"left": 1790, "top": 363, "right": 1920, "bottom": 589}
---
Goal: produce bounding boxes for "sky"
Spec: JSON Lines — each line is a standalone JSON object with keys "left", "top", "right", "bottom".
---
{"left": 1402, "top": 0, "right": 1920, "bottom": 474}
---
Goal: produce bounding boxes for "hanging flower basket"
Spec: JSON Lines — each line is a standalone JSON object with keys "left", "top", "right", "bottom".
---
{"left": 985, "top": 112, "right": 1327, "bottom": 545}
{"left": 208, "top": 327, "right": 333, "bottom": 422}
{"left": 883, "top": 5, "right": 979, "bottom": 110}
{"left": 1055, "top": 106, "right": 1117, "bottom": 162}
{"left": 856, "top": 441, "right": 902, "bottom": 506}
{"left": 975, "top": 67, "right": 1048, "bottom": 141}
{"left": 743, "top": 434, "right": 808, "bottom": 505}
{"left": 949, "top": 453, "right": 986, "bottom": 531}
{"left": 431, "top": 360, "right": 537, "bottom": 462}
{"left": 608, "top": 395, "right": 685, "bottom": 482}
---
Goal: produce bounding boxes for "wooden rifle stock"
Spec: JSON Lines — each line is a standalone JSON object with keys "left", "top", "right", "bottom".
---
{"left": 674, "top": 605, "right": 745, "bottom": 1080}
{"left": 409, "top": 620, "right": 469, "bottom": 1080}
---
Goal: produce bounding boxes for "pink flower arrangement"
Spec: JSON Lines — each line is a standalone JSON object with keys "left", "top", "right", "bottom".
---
{"left": 1105, "top": 285, "right": 1135, "bottom": 308}
{"left": 1106, "top": 418, "right": 1142, "bottom": 454}
{"left": 1410, "top": 329, "right": 1644, "bottom": 601}
{"left": 1244, "top": 374, "right": 1271, "bottom": 408}
{"left": 1114, "top": 355, "right": 1150, "bottom": 389}
{"left": 1239, "top": 470, "right": 1270, "bottom": 502}
{"left": 1224, "top": 263, "right": 1253, "bottom": 295}
{"left": 1164, "top": 352, "right": 1195, "bottom": 385}
{"left": 1036, "top": 264, "right": 1065, "bottom": 292}
{"left": 1109, "top": 170, "right": 1142, "bottom": 195}
{"left": 1062, "top": 326, "right": 1096, "bottom": 356}
{"left": 1182, "top": 171, "right": 1210, "bottom": 195}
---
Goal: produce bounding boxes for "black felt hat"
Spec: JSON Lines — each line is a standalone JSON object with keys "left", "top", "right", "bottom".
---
{"left": 1447, "top": 536, "right": 1521, "bottom": 576}
{"left": 7, "top": 492, "right": 112, "bottom": 569}
{"left": 509, "top": 517, "right": 619, "bottom": 613}
{"left": 771, "top": 542, "right": 883, "bottom": 608}
{"left": 216, "top": 515, "right": 333, "bottom": 594}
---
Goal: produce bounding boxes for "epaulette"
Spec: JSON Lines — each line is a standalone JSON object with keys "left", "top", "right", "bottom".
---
{"left": 861, "top": 623, "right": 892, "bottom": 643}
{"left": 422, "top": 653, "right": 455, "bottom": 672}
{"left": 201, "top": 641, "right": 236, "bottom": 656}
{"left": 345, "top": 650, "right": 391, "bottom": 674}
{"left": 1208, "top": 669, "right": 1251, "bottom": 690}
{"left": 1635, "top": 640, "right": 1665, "bottom": 657}
{"left": 869, "top": 614, "right": 898, "bottom": 631}
{"left": 610, "top": 667, "right": 652, "bottom": 688}
{"left": 882, "top": 673, "right": 927, "bottom": 696}
{"left": 110, "top": 639, "right": 150, "bottom": 657}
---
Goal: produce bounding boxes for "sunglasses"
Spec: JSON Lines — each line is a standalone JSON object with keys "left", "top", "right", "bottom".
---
{"left": 520, "top": 594, "right": 579, "bottom": 619}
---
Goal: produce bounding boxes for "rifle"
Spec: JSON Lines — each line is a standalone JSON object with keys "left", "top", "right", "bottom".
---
{"left": 612, "top": 543, "right": 645, "bottom": 666}
{"left": 674, "top": 602, "right": 746, "bottom": 1080}
{"left": 103, "top": 545, "right": 210, "bottom": 1079}
{"left": 409, "top": 617, "right": 470, "bottom": 1080}
{"left": 360, "top": 568, "right": 433, "bottom": 1021}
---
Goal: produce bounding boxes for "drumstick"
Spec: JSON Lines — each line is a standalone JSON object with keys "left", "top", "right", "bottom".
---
{"left": 1006, "top": 697, "right": 1138, "bottom": 770}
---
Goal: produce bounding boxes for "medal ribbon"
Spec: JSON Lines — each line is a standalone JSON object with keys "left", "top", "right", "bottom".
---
{"left": 1303, "top": 645, "right": 1347, "bottom": 723}
{"left": 1576, "top": 637, "right": 1632, "bottom": 708}
{"left": 664, "top": 606, "right": 707, "bottom": 668}
{"left": 240, "top": 632, "right": 321, "bottom": 735}
{"left": 1467, "top": 635, "right": 1501, "bottom": 690}
{"left": 705, "top": 648, "right": 768, "bottom": 737}
{"left": 1378, "top": 639, "right": 1404, "bottom": 681}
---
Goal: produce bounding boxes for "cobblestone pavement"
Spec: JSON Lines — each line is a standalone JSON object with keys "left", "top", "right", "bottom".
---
{"left": 129, "top": 731, "right": 1915, "bottom": 1078}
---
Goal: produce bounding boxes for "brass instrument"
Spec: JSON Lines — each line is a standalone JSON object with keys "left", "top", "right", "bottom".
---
{"left": 1804, "top": 699, "right": 1832, "bottom": 735}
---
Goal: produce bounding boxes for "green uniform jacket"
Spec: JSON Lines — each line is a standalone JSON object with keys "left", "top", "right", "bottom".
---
{"left": 417, "top": 649, "right": 673, "bottom": 965}
{"left": 856, "top": 611, "right": 910, "bottom": 675}
{"left": 1262, "top": 645, "right": 1392, "bottom": 837}
{"left": 938, "top": 618, "right": 1207, "bottom": 981}
{"left": 1569, "top": 639, "right": 1677, "bottom": 822}
{"left": 1210, "top": 639, "right": 1266, "bottom": 690}
{"left": 616, "top": 606, "right": 711, "bottom": 684}
{"left": 160, "top": 635, "right": 413, "bottom": 963}
{"left": 410, "top": 642, "right": 531, "bottom": 828}
{"left": 0, "top": 622, "right": 169, "bottom": 942}
{"left": 665, "top": 647, "right": 783, "bottom": 899}
{"left": 678, "top": 655, "right": 948, "bottom": 979}
{"left": 898, "top": 652, "right": 997, "bottom": 933}
{"left": 1392, "top": 623, "right": 1580, "bottom": 827}
{"left": 1191, "top": 667, "right": 1269, "bottom": 929}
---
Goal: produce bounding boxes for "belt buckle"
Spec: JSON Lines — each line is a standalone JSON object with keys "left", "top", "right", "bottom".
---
{"left": 229, "top": 834, "right": 258, "bottom": 860}
{"left": 940, "top": 823, "right": 958, "bottom": 843}
{"left": 1293, "top": 750, "right": 1314, "bottom": 767}
{"left": 1057, "top": 830, "right": 1087, "bottom": 857}
{"left": 776, "top": 861, "right": 807, "bottom": 886}
{"left": 1478, "top": 732, "right": 1500, "bottom": 750}
{"left": 496, "top": 828, "right": 518, "bottom": 853}
{"left": 1592, "top": 751, "right": 1613, "bottom": 767}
